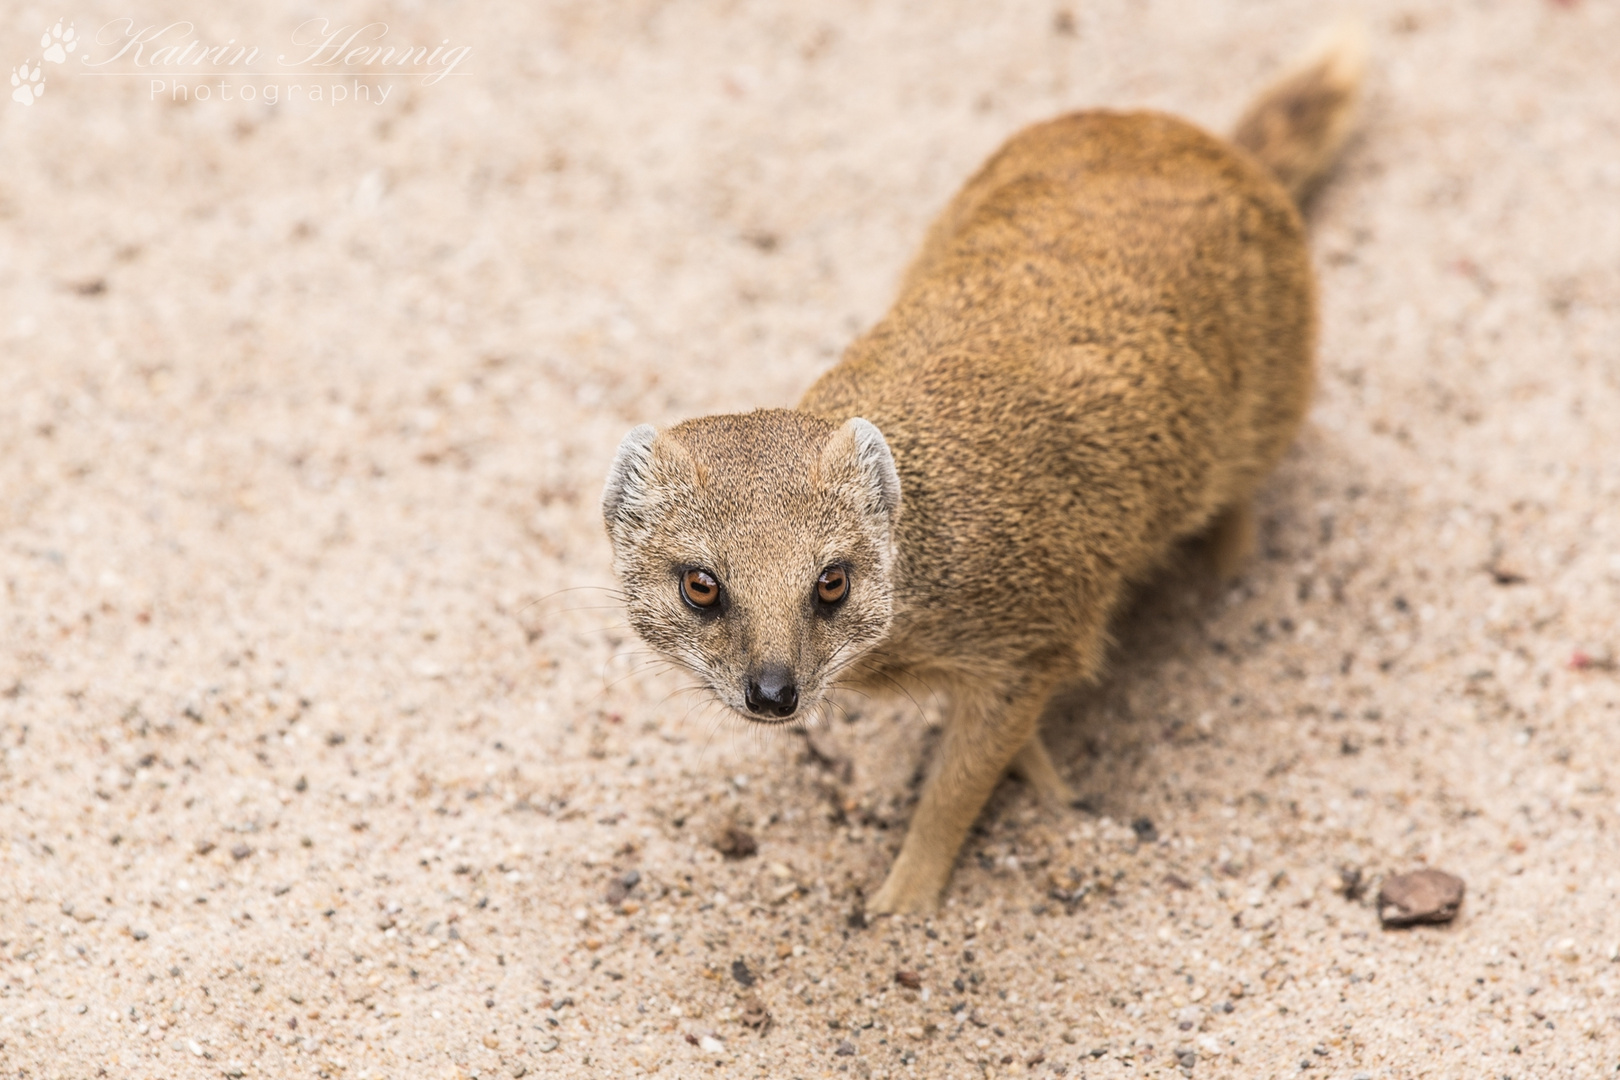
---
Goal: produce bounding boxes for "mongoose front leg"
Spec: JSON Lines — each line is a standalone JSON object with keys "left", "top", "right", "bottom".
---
{"left": 867, "top": 680, "right": 1054, "bottom": 915}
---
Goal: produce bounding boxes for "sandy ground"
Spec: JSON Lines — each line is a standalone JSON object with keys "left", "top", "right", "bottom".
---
{"left": 3, "top": 1, "right": 1620, "bottom": 1077}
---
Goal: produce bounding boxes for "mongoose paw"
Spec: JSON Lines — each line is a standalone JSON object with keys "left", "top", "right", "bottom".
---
{"left": 1028, "top": 773, "right": 1076, "bottom": 808}
{"left": 1208, "top": 502, "right": 1256, "bottom": 581}
{"left": 1010, "top": 736, "right": 1074, "bottom": 808}
{"left": 866, "top": 861, "right": 945, "bottom": 916}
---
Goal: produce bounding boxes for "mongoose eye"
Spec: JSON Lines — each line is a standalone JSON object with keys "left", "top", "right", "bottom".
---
{"left": 680, "top": 568, "right": 722, "bottom": 610}
{"left": 815, "top": 566, "right": 850, "bottom": 606}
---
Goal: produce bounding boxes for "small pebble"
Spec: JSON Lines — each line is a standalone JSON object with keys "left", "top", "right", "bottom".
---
{"left": 1378, "top": 868, "right": 1465, "bottom": 927}
{"left": 739, "top": 994, "right": 772, "bottom": 1032}
{"left": 1570, "top": 648, "right": 1616, "bottom": 672}
{"left": 699, "top": 1034, "right": 725, "bottom": 1054}
{"left": 230, "top": 843, "right": 252, "bottom": 861}
{"left": 605, "top": 869, "right": 641, "bottom": 905}
{"left": 894, "top": 970, "right": 922, "bottom": 990}
{"left": 731, "top": 958, "right": 755, "bottom": 987}
{"left": 536, "top": 1037, "right": 559, "bottom": 1053}
{"left": 834, "top": 1040, "right": 856, "bottom": 1056}
{"left": 1131, "top": 817, "right": 1158, "bottom": 842}
{"left": 715, "top": 826, "right": 757, "bottom": 860}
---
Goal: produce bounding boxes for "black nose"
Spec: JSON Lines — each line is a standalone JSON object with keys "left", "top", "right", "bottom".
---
{"left": 744, "top": 667, "right": 798, "bottom": 718}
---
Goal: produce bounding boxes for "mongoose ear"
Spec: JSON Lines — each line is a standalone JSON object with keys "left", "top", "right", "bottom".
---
{"left": 602, "top": 424, "right": 660, "bottom": 529}
{"left": 823, "top": 417, "right": 901, "bottom": 525}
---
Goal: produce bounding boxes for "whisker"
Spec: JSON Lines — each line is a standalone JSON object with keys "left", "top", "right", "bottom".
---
{"left": 552, "top": 621, "right": 637, "bottom": 640}
{"left": 821, "top": 697, "right": 856, "bottom": 725}
{"left": 597, "top": 662, "right": 663, "bottom": 696}
{"left": 580, "top": 647, "right": 686, "bottom": 708}
{"left": 868, "top": 669, "right": 934, "bottom": 727}
{"left": 680, "top": 690, "right": 722, "bottom": 732}
{"left": 508, "top": 584, "right": 627, "bottom": 618}
{"left": 819, "top": 638, "right": 866, "bottom": 681}
{"left": 651, "top": 684, "right": 709, "bottom": 715}
{"left": 695, "top": 699, "right": 731, "bottom": 767}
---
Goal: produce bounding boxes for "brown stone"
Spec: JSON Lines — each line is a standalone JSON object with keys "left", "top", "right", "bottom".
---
{"left": 715, "top": 826, "right": 758, "bottom": 860}
{"left": 1378, "top": 869, "right": 1465, "bottom": 927}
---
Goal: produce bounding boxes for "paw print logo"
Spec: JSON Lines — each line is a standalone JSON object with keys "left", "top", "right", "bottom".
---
{"left": 10, "top": 60, "right": 43, "bottom": 105}
{"left": 41, "top": 20, "right": 77, "bottom": 64}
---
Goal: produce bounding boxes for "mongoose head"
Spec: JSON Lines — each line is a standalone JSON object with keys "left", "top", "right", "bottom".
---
{"left": 602, "top": 409, "right": 900, "bottom": 723}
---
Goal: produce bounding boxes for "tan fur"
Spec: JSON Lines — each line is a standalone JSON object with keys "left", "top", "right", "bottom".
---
{"left": 603, "top": 34, "right": 1364, "bottom": 914}
{"left": 1208, "top": 500, "right": 1258, "bottom": 581}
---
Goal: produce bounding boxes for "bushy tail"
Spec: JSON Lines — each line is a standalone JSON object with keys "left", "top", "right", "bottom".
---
{"left": 1231, "top": 24, "right": 1367, "bottom": 206}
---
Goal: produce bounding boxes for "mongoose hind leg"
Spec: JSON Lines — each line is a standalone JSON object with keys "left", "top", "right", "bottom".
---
{"left": 867, "top": 676, "right": 1057, "bottom": 916}
{"left": 1208, "top": 500, "right": 1257, "bottom": 581}
{"left": 1010, "top": 734, "right": 1074, "bottom": 807}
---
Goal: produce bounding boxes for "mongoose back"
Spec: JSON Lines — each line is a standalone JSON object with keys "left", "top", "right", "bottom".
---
{"left": 603, "top": 31, "right": 1365, "bottom": 914}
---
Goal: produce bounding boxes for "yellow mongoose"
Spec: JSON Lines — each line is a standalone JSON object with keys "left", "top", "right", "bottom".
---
{"left": 602, "top": 32, "right": 1365, "bottom": 914}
